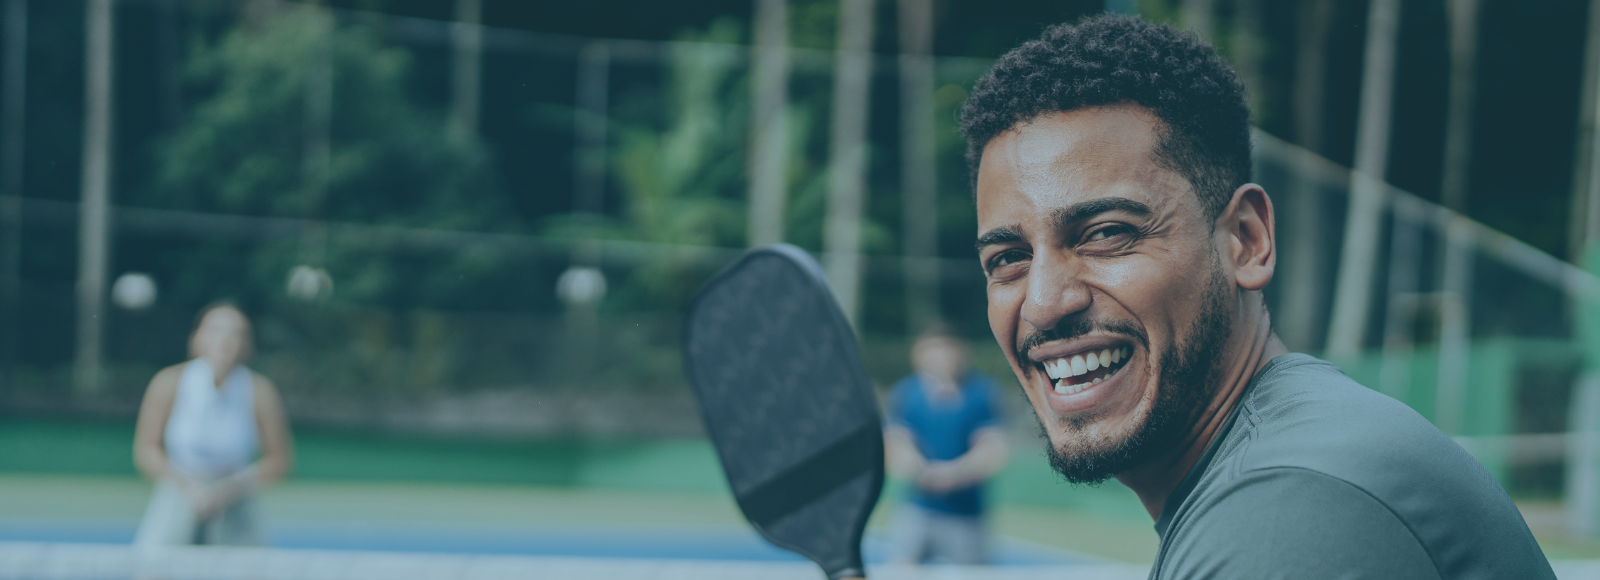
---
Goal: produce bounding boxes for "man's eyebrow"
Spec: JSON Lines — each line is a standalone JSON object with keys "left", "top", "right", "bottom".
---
{"left": 1051, "top": 197, "right": 1153, "bottom": 229}
{"left": 975, "top": 225, "right": 1024, "bottom": 252}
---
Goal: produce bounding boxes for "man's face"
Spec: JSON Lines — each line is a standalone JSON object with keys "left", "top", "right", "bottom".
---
{"left": 912, "top": 336, "right": 968, "bottom": 384}
{"left": 974, "top": 105, "right": 1235, "bottom": 482}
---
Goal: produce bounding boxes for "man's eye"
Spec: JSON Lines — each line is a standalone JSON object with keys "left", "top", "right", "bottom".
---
{"left": 1083, "top": 224, "right": 1136, "bottom": 244}
{"left": 987, "top": 249, "right": 1029, "bottom": 272}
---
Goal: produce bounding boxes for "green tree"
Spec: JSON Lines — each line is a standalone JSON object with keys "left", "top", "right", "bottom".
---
{"left": 154, "top": 7, "right": 506, "bottom": 308}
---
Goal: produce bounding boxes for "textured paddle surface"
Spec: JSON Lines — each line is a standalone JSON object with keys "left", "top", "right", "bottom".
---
{"left": 684, "top": 245, "right": 884, "bottom": 579}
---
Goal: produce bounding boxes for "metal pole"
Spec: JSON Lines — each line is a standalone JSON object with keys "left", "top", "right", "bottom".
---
{"left": 823, "top": 0, "right": 875, "bottom": 325}
{"left": 1439, "top": 0, "right": 1480, "bottom": 213}
{"left": 0, "top": 0, "right": 26, "bottom": 392}
{"left": 1436, "top": 0, "right": 1481, "bottom": 442}
{"left": 1567, "top": 372, "right": 1600, "bottom": 537}
{"left": 1571, "top": 0, "right": 1600, "bottom": 262}
{"left": 1436, "top": 217, "right": 1474, "bottom": 436}
{"left": 1378, "top": 215, "right": 1419, "bottom": 401}
{"left": 1278, "top": 0, "right": 1335, "bottom": 352}
{"left": 75, "top": 0, "right": 114, "bottom": 397}
{"left": 449, "top": 0, "right": 482, "bottom": 141}
{"left": 1585, "top": 71, "right": 1600, "bottom": 255}
{"left": 1325, "top": 0, "right": 1402, "bottom": 359}
{"left": 1571, "top": 0, "right": 1600, "bottom": 540}
{"left": 747, "top": 0, "right": 789, "bottom": 246}
{"left": 898, "top": 0, "right": 937, "bottom": 328}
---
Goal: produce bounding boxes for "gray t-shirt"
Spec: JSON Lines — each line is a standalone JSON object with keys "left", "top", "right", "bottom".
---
{"left": 1150, "top": 354, "right": 1555, "bottom": 579}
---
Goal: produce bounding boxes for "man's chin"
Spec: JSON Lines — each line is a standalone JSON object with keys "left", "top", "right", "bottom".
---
{"left": 1039, "top": 419, "right": 1147, "bottom": 485}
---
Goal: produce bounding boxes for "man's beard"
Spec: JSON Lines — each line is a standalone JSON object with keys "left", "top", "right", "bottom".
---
{"left": 1038, "top": 255, "right": 1235, "bottom": 484}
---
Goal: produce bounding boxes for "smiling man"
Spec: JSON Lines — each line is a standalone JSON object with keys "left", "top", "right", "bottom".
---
{"left": 960, "top": 14, "right": 1554, "bottom": 579}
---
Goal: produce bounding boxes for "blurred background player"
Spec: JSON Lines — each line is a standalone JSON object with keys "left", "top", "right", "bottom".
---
{"left": 884, "top": 325, "right": 1010, "bottom": 565}
{"left": 131, "top": 302, "right": 294, "bottom": 547}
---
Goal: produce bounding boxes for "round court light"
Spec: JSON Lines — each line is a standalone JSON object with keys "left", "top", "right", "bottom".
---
{"left": 110, "top": 272, "right": 158, "bottom": 310}
{"left": 286, "top": 265, "right": 334, "bottom": 302}
{"left": 556, "top": 266, "right": 607, "bottom": 307}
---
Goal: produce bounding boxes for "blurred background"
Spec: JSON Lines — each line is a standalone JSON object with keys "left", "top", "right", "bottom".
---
{"left": 6, "top": 0, "right": 1600, "bottom": 572}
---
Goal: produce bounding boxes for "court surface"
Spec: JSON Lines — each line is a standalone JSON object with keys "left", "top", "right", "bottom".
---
{"left": 0, "top": 474, "right": 1144, "bottom": 558}
{"left": 5, "top": 474, "right": 1600, "bottom": 578}
{"left": 0, "top": 473, "right": 1150, "bottom": 579}
{"left": 0, "top": 473, "right": 1135, "bottom": 565}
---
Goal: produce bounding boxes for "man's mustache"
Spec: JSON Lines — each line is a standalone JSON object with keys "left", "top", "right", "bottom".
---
{"left": 1017, "top": 317, "right": 1150, "bottom": 373}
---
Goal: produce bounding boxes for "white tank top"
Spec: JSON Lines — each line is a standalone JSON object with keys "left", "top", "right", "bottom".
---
{"left": 164, "top": 358, "right": 259, "bottom": 478}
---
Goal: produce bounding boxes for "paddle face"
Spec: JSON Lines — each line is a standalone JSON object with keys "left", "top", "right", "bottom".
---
{"left": 684, "top": 244, "right": 884, "bottom": 579}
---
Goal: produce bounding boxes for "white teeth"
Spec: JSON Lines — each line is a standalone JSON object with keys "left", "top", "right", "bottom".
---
{"left": 1054, "top": 374, "right": 1103, "bottom": 395}
{"left": 1044, "top": 346, "right": 1133, "bottom": 394}
{"left": 1044, "top": 359, "right": 1065, "bottom": 379}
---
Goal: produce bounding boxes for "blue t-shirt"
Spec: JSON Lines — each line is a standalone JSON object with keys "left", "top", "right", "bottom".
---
{"left": 886, "top": 371, "right": 1004, "bottom": 516}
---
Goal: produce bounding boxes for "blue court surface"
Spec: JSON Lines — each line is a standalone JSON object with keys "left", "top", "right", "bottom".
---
{"left": 0, "top": 519, "right": 1087, "bottom": 565}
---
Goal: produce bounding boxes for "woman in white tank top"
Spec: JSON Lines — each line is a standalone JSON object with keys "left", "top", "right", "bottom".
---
{"left": 132, "top": 303, "right": 294, "bottom": 547}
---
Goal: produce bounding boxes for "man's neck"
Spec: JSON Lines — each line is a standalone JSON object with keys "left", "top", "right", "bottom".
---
{"left": 1115, "top": 312, "right": 1289, "bottom": 521}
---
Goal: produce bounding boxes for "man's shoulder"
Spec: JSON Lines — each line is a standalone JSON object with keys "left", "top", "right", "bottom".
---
{"left": 1170, "top": 354, "right": 1554, "bottom": 579}
{"left": 1158, "top": 466, "right": 1443, "bottom": 579}
{"left": 1223, "top": 354, "right": 1467, "bottom": 479}
{"left": 1166, "top": 464, "right": 1553, "bottom": 580}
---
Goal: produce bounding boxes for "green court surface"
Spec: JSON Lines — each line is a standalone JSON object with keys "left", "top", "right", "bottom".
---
{"left": 6, "top": 416, "right": 1598, "bottom": 564}
{"left": 0, "top": 417, "right": 1158, "bottom": 563}
{"left": 0, "top": 474, "right": 1159, "bottom": 564}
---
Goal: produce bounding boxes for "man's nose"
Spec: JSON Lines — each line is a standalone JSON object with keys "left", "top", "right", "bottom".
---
{"left": 1020, "top": 253, "right": 1091, "bottom": 333}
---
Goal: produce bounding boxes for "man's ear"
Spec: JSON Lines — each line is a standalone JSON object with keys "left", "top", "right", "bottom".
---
{"left": 1222, "top": 183, "right": 1276, "bottom": 291}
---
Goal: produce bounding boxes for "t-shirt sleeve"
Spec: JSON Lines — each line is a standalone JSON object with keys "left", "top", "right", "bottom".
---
{"left": 885, "top": 378, "right": 913, "bottom": 427}
{"left": 1159, "top": 467, "right": 1441, "bottom": 580}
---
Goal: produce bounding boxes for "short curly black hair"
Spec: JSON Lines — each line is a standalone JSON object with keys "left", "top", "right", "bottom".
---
{"left": 960, "top": 14, "right": 1251, "bottom": 219}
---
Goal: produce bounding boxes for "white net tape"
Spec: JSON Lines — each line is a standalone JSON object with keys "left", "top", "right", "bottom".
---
{"left": 0, "top": 542, "right": 1150, "bottom": 580}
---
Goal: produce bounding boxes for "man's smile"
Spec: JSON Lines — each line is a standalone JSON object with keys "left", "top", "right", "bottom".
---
{"left": 1040, "top": 344, "right": 1132, "bottom": 394}
{"left": 1021, "top": 332, "right": 1143, "bottom": 415}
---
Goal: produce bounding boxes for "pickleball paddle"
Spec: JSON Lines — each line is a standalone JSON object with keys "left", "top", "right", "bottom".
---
{"left": 683, "top": 244, "right": 884, "bottom": 580}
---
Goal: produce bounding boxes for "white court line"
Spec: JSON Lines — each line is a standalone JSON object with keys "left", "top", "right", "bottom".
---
{"left": 0, "top": 541, "right": 1147, "bottom": 580}
{"left": 4, "top": 542, "right": 1598, "bottom": 579}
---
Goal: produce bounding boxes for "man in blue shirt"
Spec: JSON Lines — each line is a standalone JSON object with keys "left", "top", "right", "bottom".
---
{"left": 884, "top": 326, "right": 1010, "bottom": 565}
